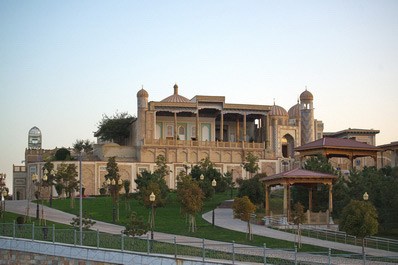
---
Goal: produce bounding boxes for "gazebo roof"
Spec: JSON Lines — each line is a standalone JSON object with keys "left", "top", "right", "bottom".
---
{"left": 295, "top": 137, "right": 381, "bottom": 151}
{"left": 260, "top": 168, "right": 337, "bottom": 186}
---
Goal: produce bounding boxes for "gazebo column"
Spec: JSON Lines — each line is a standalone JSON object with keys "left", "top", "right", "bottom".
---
{"left": 174, "top": 112, "right": 178, "bottom": 140}
{"left": 308, "top": 187, "right": 313, "bottom": 212}
{"left": 287, "top": 184, "right": 291, "bottom": 221}
{"left": 265, "top": 185, "right": 270, "bottom": 216}
{"left": 243, "top": 113, "right": 247, "bottom": 142}
{"left": 283, "top": 184, "right": 288, "bottom": 216}
{"left": 328, "top": 184, "right": 333, "bottom": 213}
{"left": 220, "top": 112, "right": 224, "bottom": 141}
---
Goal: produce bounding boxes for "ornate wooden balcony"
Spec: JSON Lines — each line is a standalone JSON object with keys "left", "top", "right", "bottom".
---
{"left": 143, "top": 138, "right": 266, "bottom": 149}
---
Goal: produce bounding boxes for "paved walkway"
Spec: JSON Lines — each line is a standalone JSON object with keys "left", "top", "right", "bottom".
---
{"left": 3, "top": 200, "right": 397, "bottom": 265}
{"left": 202, "top": 208, "right": 396, "bottom": 257}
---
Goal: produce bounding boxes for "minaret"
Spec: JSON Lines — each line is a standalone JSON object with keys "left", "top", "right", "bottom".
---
{"left": 300, "top": 88, "right": 315, "bottom": 145}
{"left": 136, "top": 86, "right": 149, "bottom": 146}
{"left": 28, "top": 126, "right": 42, "bottom": 149}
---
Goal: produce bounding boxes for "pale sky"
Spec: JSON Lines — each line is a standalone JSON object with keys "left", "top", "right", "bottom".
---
{"left": 1, "top": 1, "right": 397, "bottom": 192}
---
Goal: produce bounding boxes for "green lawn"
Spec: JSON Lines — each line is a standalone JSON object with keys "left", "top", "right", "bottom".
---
{"left": 36, "top": 191, "right": 350, "bottom": 254}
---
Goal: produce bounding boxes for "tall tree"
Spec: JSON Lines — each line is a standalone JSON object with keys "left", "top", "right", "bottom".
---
{"left": 191, "top": 157, "right": 227, "bottom": 195}
{"left": 96, "top": 111, "right": 135, "bottom": 145}
{"left": 55, "top": 163, "right": 78, "bottom": 208}
{"left": 237, "top": 175, "right": 265, "bottom": 207}
{"left": 232, "top": 196, "right": 258, "bottom": 240}
{"left": 340, "top": 200, "right": 378, "bottom": 255}
{"left": 177, "top": 176, "right": 204, "bottom": 232}
{"left": 73, "top": 139, "right": 93, "bottom": 154}
{"left": 242, "top": 152, "right": 259, "bottom": 178}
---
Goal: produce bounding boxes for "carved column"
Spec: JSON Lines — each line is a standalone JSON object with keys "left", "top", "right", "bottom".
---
{"left": 236, "top": 116, "right": 240, "bottom": 142}
{"left": 196, "top": 111, "right": 199, "bottom": 140}
{"left": 220, "top": 112, "right": 224, "bottom": 142}
{"left": 243, "top": 112, "right": 247, "bottom": 142}
{"left": 174, "top": 112, "right": 177, "bottom": 140}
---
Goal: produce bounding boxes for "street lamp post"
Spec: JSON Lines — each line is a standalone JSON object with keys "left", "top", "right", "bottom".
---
{"left": 2, "top": 189, "right": 7, "bottom": 223}
{"left": 31, "top": 174, "right": 40, "bottom": 220}
{"left": 149, "top": 192, "right": 156, "bottom": 240}
{"left": 79, "top": 150, "right": 83, "bottom": 245}
{"left": 212, "top": 179, "right": 217, "bottom": 227}
{"left": 0, "top": 173, "right": 7, "bottom": 220}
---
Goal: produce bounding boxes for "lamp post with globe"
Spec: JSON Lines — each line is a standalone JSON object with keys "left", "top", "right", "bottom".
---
{"left": 150, "top": 192, "right": 156, "bottom": 240}
{"left": 212, "top": 179, "right": 217, "bottom": 227}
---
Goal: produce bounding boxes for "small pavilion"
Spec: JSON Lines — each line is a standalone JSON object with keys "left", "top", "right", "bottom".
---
{"left": 260, "top": 168, "right": 337, "bottom": 224}
{"left": 295, "top": 137, "right": 381, "bottom": 169}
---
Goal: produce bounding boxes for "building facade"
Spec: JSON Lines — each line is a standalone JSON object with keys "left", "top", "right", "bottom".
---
{"left": 13, "top": 85, "right": 345, "bottom": 199}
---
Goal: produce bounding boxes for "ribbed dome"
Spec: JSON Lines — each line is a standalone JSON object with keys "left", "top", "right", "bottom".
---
{"left": 137, "top": 88, "right": 149, "bottom": 98}
{"left": 288, "top": 102, "right": 300, "bottom": 119}
{"left": 300, "top": 89, "right": 313, "bottom": 101}
{"left": 269, "top": 104, "right": 288, "bottom": 117}
{"left": 161, "top": 84, "right": 189, "bottom": 103}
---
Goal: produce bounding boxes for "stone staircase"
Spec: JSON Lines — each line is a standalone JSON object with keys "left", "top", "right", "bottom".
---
{"left": 218, "top": 200, "right": 233, "bottom": 208}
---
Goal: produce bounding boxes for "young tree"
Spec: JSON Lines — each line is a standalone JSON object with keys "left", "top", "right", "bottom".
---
{"left": 96, "top": 111, "right": 135, "bottom": 145}
{"left": 105, "top": 157, "right": 123, "bottom": 222}
{"left": 55, "top": 163, "right": 78, "bottom": 208}
{"left": 290, "top": 202, "right": 307, "bottom": 248}
{"left": 224, "top": 171, "right": 235, "bottom": 198}
{"left": 135, "top": 155, "right": 169, "bottom": 203}
{"left": 232, "top": 196, "right": 258, "bottom": 240}
{"left": 122, "top": 212, "right": 148, "bottom": 245}
{"left": 177, "top": 176, "right": 204, "bottom": 232}
{"left": 70, "top": 211, "right": 96, "bottom": 230}
{"left": 123, "top": 179, "right": 131, "bottom": 211}
{"left": 340, "top": 200, "right": 378, "bottom": 255}
{"left": 242, "top": 152, "right": 259, "bottom": 178}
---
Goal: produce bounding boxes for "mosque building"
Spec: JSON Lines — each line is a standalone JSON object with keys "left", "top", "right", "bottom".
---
{"left": 12, "top": 85, "right": 390, "bottom": 199}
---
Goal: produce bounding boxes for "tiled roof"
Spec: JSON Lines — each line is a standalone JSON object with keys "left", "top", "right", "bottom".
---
{"left": 161, "top": 84, "right": 190, "bottom": 103}
{"left": 378, "top": 141, "right": 398, "bottom": 150}
{"left": 260, "top": 168, "right": 337, "bottom": 182}
{"left": 288, "top": 102, "right": 300, "bottom": 118}
{"left": 269, "top": 104, "right": 288, "bottom": 116}
{"left": 295, "top": 137, "right": 381, "bottom": 151}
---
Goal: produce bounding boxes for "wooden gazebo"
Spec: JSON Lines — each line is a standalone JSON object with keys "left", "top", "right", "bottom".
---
{"left": 295, "top": 137, "right": 381, "bottom": 169}
{"left": 260, "top": 168, "right": 337, "bottom": 224}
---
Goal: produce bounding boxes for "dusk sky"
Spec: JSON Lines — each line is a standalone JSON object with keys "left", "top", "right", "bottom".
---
{"left": 1, "top": 1, "right": 397, "bottom": 191}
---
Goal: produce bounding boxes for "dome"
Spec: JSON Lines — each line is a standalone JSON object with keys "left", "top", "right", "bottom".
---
{"left": 137, "top": 88, "right": 149, "bottom": 98}
{"left": 300, "top": 89, "right": 313, "bottom": 101}
{"left": 161, "top": 84, "right": 189, "bottom": 103}
{"left": 288, "top": 102, "right": 300, "bottom": 119}
{"left": 269, "top": 104, "right": 288, "bottom": 117}
{"left": 29, "top": 126, "right": 41, "bottom": 136}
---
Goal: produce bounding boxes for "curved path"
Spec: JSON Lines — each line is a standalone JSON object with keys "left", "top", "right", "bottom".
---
{"left": 202, "top": 208, "right": 395, "bottom": 257}
{"left": 3, "top": 200, "right": 397, "bottom": 265}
